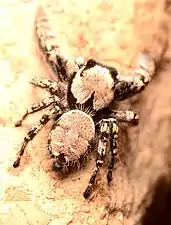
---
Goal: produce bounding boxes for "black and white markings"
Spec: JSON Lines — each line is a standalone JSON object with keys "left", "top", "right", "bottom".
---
{"left": 114, "top": 53, "right": 155, "bottom": 100}
{"left": 70, "top": 59, "right": 118, "bottom": 111}
{"left": 13, "top": 106, "right": 62, "bottom": 168}
{"left": 15, "top": 96, "right": 59, "bottom": 127}
{"left": 83, "top": 118, "right": 119, "bottom": 198}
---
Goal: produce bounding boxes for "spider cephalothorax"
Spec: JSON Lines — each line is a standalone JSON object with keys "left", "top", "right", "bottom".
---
{"left": 12, "top": 9, "right": 156, "bottom": 199}
{"left": 70, "top": 59, "right": 118, "bottom": 110}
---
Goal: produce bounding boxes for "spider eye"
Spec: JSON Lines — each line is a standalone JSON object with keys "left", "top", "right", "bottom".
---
{"left": 86, "top": 59, "right": 97, "bottom": 68}
{"left": 80, "top": 59, "right": 97, "bottom": 76}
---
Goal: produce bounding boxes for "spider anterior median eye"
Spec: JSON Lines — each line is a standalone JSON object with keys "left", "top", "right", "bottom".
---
{"left": 86, "top": 59, "right": 96, "bottom": 68}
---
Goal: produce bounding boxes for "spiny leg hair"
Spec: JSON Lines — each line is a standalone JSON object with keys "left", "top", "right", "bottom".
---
{"left": 83, "top": 118, "right": 118, "bottom": 199}
{"left": 13, "top": 106, "right": 62, "bottom": 168}
{"left": 15, "top": 96, "right": 59, "bottom": 127}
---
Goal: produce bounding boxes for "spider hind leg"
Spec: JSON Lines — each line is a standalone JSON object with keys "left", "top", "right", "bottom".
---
{"left": 107, "top": 122, "right": 118, "bottom": 184}
{"left": 83, "top": 118, "right": 119, "bottom": 199}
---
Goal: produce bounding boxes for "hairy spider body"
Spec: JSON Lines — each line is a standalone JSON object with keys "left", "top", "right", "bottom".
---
{"left": 12, "top": 9, "right": 156, "bottom": 199}
{"left": 48, "top": 109, "right": 95, "bottom": 170}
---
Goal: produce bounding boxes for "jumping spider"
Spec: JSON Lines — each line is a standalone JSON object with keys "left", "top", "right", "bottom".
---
{"left": 13, "top": 52, "right": 155, "bottom": 198}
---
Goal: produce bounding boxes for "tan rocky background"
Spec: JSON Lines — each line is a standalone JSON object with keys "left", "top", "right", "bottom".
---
{"left": 0, "top": 0, "right": 171, "bottom": 225}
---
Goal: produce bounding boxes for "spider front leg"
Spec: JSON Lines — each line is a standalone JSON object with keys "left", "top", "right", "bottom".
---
{"left": 15, "top": 96, "right": 59, "bottom": 127}
{"left": 115, "top": 53, "right": 155, "bottom": 101}
{"left": 83, "top": 119, "right": 118, "bottom": 198}
{"left": 13, "top": 105, "right": 62, "bottom": 168}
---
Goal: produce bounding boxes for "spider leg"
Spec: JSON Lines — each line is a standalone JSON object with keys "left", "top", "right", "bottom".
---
{"left": 107, "top": 122, "right": 118, "bottom": 184}
{"left": 35, "top": 8, "right": 69, "bottom": 82}
{"left": 15, "top": 96, "right": 59, "bottom": 127}
{"left": 109, "top": 110, "right": 139, "bottom": 125}
{"left": 83, "top": 119, "right": 111, "bottom": 199}
{"left": 13, "top": 105, "right": 62, "bottom": 168}
{"left": 106, "top": 111, "right": 139, "bottom": 183}
{"left": 115, "top": 53, "right": 155, "bottom": 100}
{"left": 30, "top": 77, "right": 66, "bottom": 96}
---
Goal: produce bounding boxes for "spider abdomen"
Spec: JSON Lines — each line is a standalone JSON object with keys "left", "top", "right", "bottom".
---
{"left": 48, "top": 110, "right": 95, "bottom": 170}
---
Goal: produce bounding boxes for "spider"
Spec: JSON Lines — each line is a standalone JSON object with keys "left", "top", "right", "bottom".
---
{"left": 13, "top": 8, "right": 155, "bottom": 198}
{"left": 12, "top": 52, "right": 155, "bottom": 199}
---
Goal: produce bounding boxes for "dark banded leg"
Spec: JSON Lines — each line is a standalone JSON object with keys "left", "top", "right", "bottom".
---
{"left": 30, "top": 77, "right": 65, "bottom": 96}
{"left": 35, "top": 8, "right": 69, "bottom": 82}
{"left": 13, "top": 106, "right": 62, "bottom": 168}
{"left": 115, "top": 53, "right": 155, "bottom": 101}
{"left": 109, "top": 110, "right": 139, "bottom": 125}
{"left": 42, "top": 43, "right": 68, "bottom": 82}
{"left": 107, "top": 122, "right": 118, "bottom": 184}
{"left": 83, "top": 119, "right": 111, "bottom": 199}
{"left": 15, "top": 96, "right": 59, "bottom": 127}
